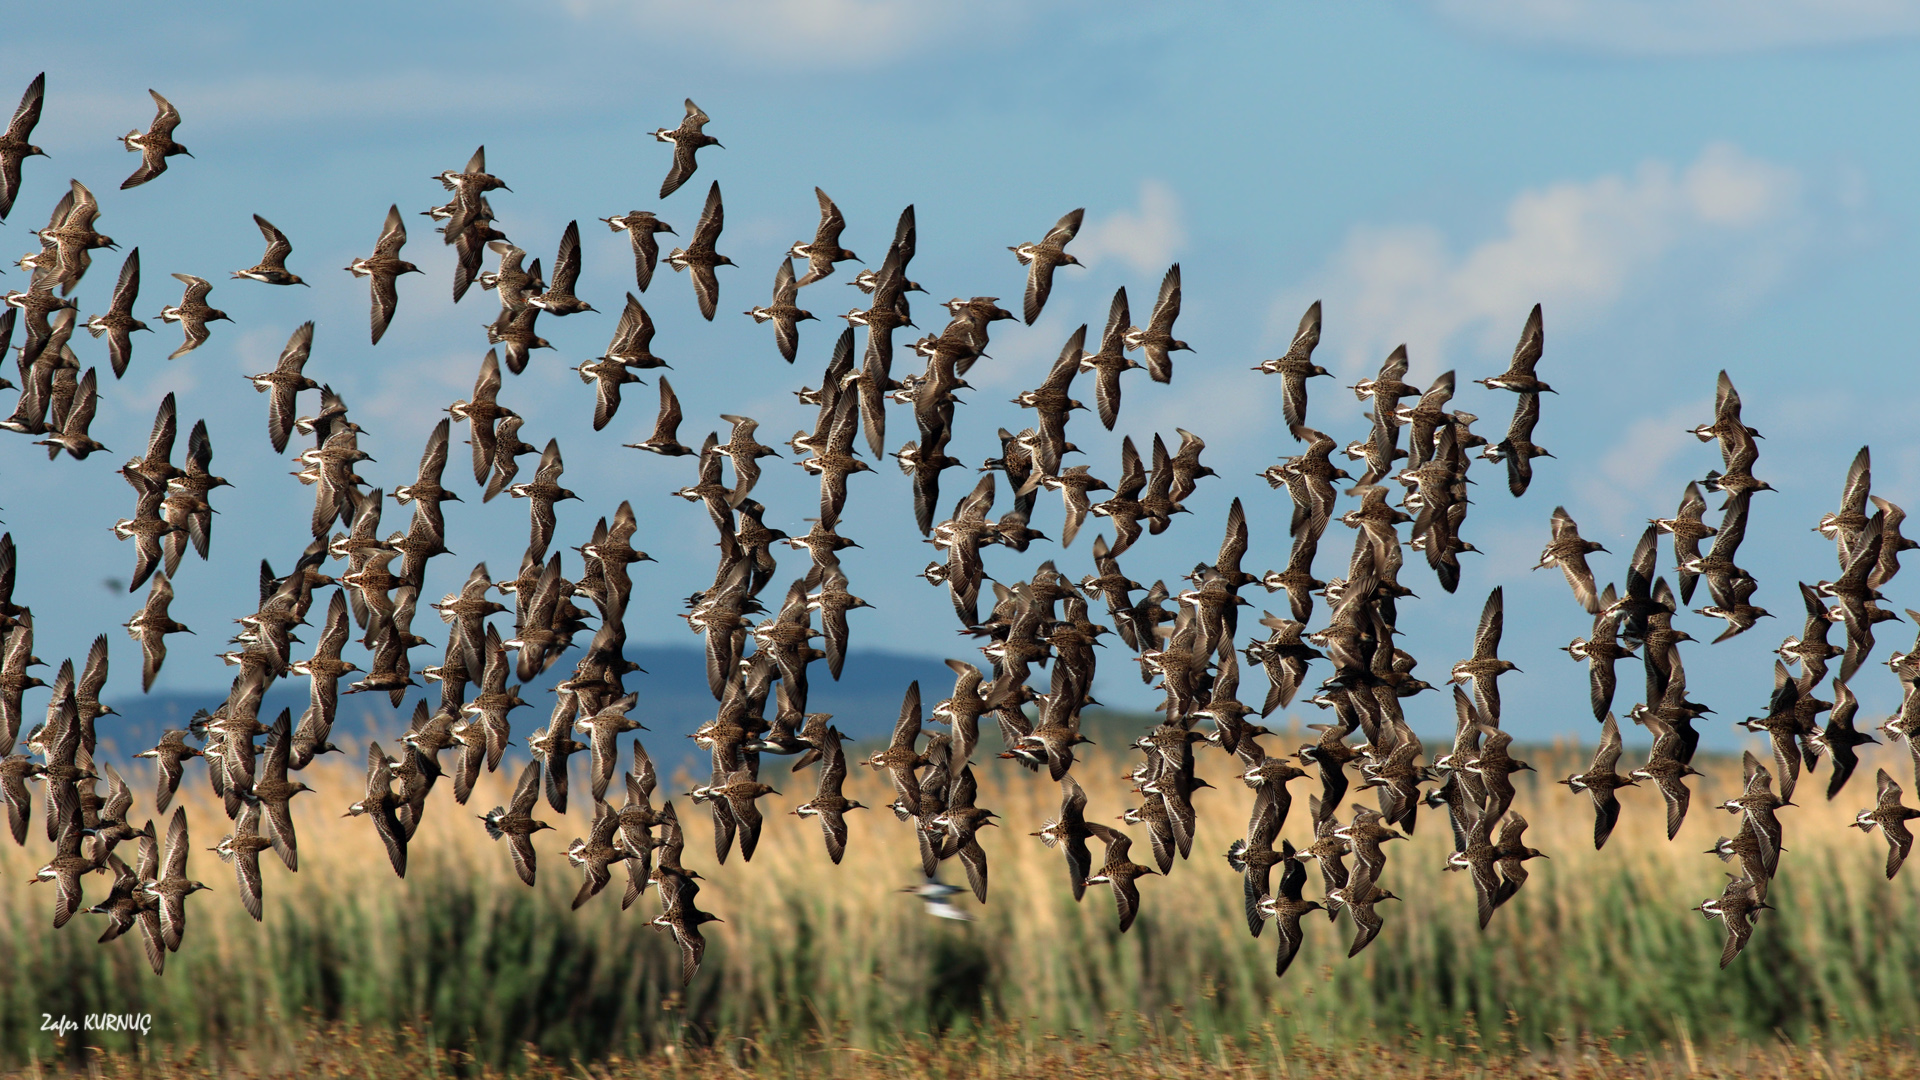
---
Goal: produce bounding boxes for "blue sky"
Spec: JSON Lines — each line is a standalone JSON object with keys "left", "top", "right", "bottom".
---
{"left": 4, "top": 2, "right": 1920, "bottom": 746}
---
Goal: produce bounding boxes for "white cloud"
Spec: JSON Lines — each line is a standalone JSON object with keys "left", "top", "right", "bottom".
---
{"left": 1426, "top": 0, "right": 1920, "bottom": 56}
{"left": 1292, "top": 143, "right": 1811, "bottom": 379}
{"left": 1073, "top": 180, "right": 1187, "bottom": 276}
{"left": 1575, "top": 398, "right": 1712, "bottom": 532}
{"left": 33, "top": 72, "right": 539, "bottom": 147}
{"left": 560, "top": 0, "right": 1028, "bottom": 64}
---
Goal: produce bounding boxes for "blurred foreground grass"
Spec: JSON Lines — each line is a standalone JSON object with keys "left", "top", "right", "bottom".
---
{"left": 2, "top": 723, "right": 1916, "bottom": 1071}
{"left": 7, "top": 1020, "right": 1920, "bottom": 1079}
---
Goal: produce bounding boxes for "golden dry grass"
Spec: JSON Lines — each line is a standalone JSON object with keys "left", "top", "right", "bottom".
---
{"left": 7, "top": 1020, "right": 1920, "bottom": 1079}
{"left": 2, "top": 722, "right": 1917, "bottom": 1071}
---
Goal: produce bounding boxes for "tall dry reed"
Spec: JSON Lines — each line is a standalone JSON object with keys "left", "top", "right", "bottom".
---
{"left": 2, "top": 725, "right": 1915, "bottom": 1069}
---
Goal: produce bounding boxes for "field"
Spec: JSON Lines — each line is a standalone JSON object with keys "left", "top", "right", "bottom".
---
{"left": 2, "top": 722, "right": 1917, "bottom": 1077}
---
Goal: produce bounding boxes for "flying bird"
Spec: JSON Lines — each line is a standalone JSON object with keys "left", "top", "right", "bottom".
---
{"left": 654, "top": 98, "right": 721, "bottom": 199}
{"left": 667, "top": 182, "right": 732, "bottom": 321}
{"left": 157, "top": 274, "right": 231, "bottom": 360}
{"left": 0, "top": 72, "right": 47, "bottom": 220}
{"left": 232, "top": 215, "right": 307, "bottom": 286}
{"left": 1010, "top": 208, "right": 1084, "bottom": 325}
{"left": 346, "top": 205, "right": 422, "bottom": 345}
{"left": 120, "top": 90, "right": 192, "bottom": 189}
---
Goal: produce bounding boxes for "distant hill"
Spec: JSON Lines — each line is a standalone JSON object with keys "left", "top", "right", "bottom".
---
{"left": 95, "top": 646, "right": 961, "bottom": 770}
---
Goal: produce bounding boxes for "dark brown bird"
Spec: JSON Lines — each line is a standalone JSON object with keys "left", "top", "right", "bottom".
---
{"left": 1084, "top": 822, "right": 1157, "bottom": 932}
{"left": 563, "top": 804, "right": 625, "bottom": 910}
{"left": 1653, "top": 481, "right": 1718, "bottom": 606}
{"left": 746, "top": 258, "right": 815, "bottom": 363}
{"left": 602, "top": 211, "right": 675, "bottom": 292}
{"left": 1816, "top": 682, "right": 1878, "bottom": 801}
{"left": 624, "top": 376, "right": 694, "bottom": 458}
{"left": 652, "top": 867, "right": 722, "bottom": 986}
{"left": 346, "top": 205, "right": 422, "bottom": 345}
{"left": 1009, "top": 208, "right": 1084, "bottom": 325}
{"left": 122, "top": 572, "right": 191, "bottom": 694}
{"left": 1481, "top": 391, "right": 1551, "bottom": 497}
{"left": 480, "top": 759, "right": 553, "bottom": 886}
{"left": 654, "top": 99, "right": 721, "bottom": 199}
{"left": 1326, "top": 866, "right": 1398, "bottom": 957}
{"left": 1854, "top": 768, "right": 1920, "bottom": 878}
{"left": 120, "top": 90, "right": 192, "bottom": 189}
{"left": 1032, "top": 775, "right": 1095, "bottom": 900}
{"left": 157, "top": 274, "right": 231, "bottom": 360}
{"left": 432, "top": 145, "right": 511, "bottom": 242}
{"left": 864, "top": 682, "right": 929, "bottom": 815}
{"left": 33, "top": 366, "right": 107, "bottom": 460}
{"left": 0, "top": 72, "right": 46, "bottom": 220}
{"left": 247, "top": 321, "right": 319, "bottom": 454}
{"left": 1254, "top": 301, "right": 1328, "bottom": 431}
{"left": 1125, "top": 263, "right": 1190, "bottom": 384}
{"left": 346, "top": 742, "right": 409, "bottom": 878}
{"left": 1475, "top": 304, "right": 1551, "bottom": 393}
{"left": 507, "top": 439, "right": 579, "bottom": 561}
{"left": 449, "top": 349, "right": 515, "bottom": 487}
{"left": 1537, "top": 507, "right": 1606, "bottom": 615}
{"left": 529, "top": 220, "right": 596, "bottom": 317}
{"left": 1695, "top": 875, "right": 1770, "bottom": 968}
{"left": 143, "top": 806, "right": 209, "bottom": 954}
{"left": 792, "top": 732, "right": 865, "bottom": 864}
{"left": 599, "top": 293, "right": 670, "bottom": 372}
{"left": 393, "top": 418, "right": 461, "bottom": 542}
{"left": 1254, "top": 840, "right": 1323, "bottom": 977}
{"left": 1559, "top": 713, "right": 1638, "bottom": 849}
{"left": 83, "top": 248, "right": 150, "bottom": 379}
{"left": 211, "top": 803, "right": 274, "bottom": 922}
{"left": 1449, "top": 588, "right": 1519, "bottom": 724}
{"left": 790, "top": 187, "right": 860, "bottom": 287}
{"left": 666, "top": 182, "right": 732, "bottom": 321}
{"left": 1078, "top": 287, "right": 1142, "bottom": 430}
{"left": 233, "top": 215, "right": 307, "bottom": 286}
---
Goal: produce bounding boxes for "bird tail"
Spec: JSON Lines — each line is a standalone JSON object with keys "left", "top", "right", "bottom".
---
{"left": 1226, "top": 838, "right": 1249, "bottom": 872}
{"left": 482, "top": 809, "right": 506, "bottom": 840}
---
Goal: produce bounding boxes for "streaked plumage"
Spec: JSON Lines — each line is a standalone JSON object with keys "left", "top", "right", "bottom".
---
{"left": 232, "top": 215, "right": 307, "bottom": 286}
{"left": 120, "top": 90, "right": 192, "bottom": 189}
{"left": 1009, "top": 208, "right": 1083, "bottom": 325}
{"left": 666, "top": 182, "right": 732, "bottom": 321}
{"left": 0, "top": 73, "right": 47, "bottom": 220}
{"left": 84, "top": 248, "right": 149, "bottom": 378}
{"left": 653, "top": 99, "right": 721, "bottom": 199}
{"left": 157, "top": 274, "right": 230, "bottom": 360}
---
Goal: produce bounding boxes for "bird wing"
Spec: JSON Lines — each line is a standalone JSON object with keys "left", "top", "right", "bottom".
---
{"left": 690, "top": 181, "right": 725, "bottom": 250}
{"left": 255, "top": 214, "right": 293, "bottom": 266}
{"left": 370, "top": 271, "right": 402, "bottom": 346}
{"left": 374, "top": 204, "right": 409, "bottom": 260}
{"left": 1474, "top": 587, "right": 1504, "bottom": 660}
{"left": 551, "top": 220, "right": 582, "bottom": 293}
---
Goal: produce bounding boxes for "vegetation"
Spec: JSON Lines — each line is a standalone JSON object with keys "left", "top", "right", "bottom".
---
{"left": 2, "top": 728, "right": 1915, "bottom": 1073}
{"left": 8, "top": 1020, "right": 1920, "bottom": 1080}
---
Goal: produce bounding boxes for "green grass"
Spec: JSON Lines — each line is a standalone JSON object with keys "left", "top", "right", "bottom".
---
{"left": 8, "top": 1019, "right": 1920, "bottom": 1079}
{"left": 1, "top": 729, "right": 1916, "bottom": 1071}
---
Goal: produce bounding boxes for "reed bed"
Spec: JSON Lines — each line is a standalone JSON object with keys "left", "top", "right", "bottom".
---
{"left": 2, "top": 725, "right": 1916, "bottom": 1071}
{"left": 8, "top": 1020, "right": 1920, "bottom": 1080}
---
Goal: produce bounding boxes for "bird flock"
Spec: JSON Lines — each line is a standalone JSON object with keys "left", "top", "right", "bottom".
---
{"left": 1, "top": 73, "right": 1916, "bottom": 992}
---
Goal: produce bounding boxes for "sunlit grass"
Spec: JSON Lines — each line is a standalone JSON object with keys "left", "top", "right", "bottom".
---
{"left": 2, "top": 723, "right": 1916, "bottom": 1071}
{"left": 9, "top": 1019, "right": 1920, "bottom": 1079}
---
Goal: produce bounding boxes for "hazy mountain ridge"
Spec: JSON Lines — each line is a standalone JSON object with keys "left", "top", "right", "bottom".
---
{"left": 93, "top": 646, "right": 961, "bottom": 763}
